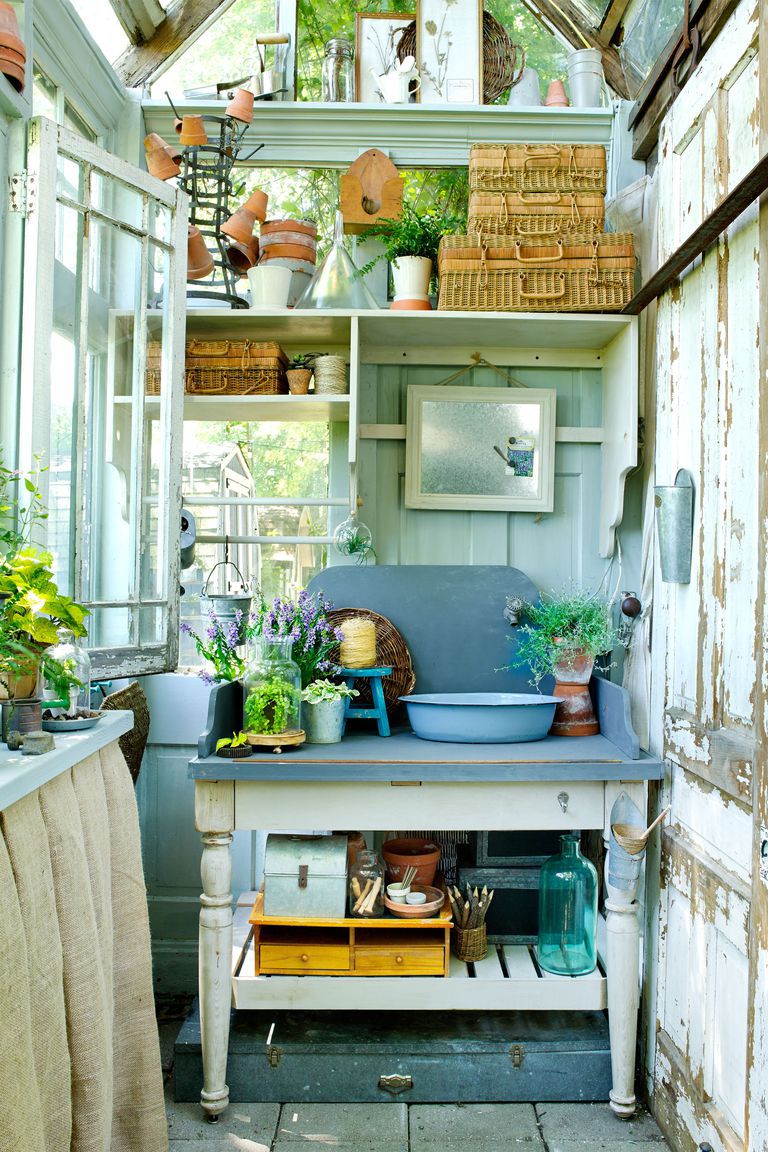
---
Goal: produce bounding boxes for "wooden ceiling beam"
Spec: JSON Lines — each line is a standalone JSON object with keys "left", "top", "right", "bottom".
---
{"left": 109, "top": 0, "right": 165, "bottom": 45}
{"left": 114, "top": 0, "right": 234, "bottom": 88}
{"left": 597, "top": 0, "right": 632, "bottom": 45}
{"left": 531, "top": 0, "right": 630, "bottom": 99}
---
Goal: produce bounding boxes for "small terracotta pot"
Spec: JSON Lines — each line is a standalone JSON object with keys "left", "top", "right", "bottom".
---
{"left": 550, "top": 649, "right": 598, "bottom": 736}
{"left": 390, "top": 298, "right": 432, "bottom": 311}
{"left": 262, "top": 217, "right": 317, "bottom": 240}
{"left": 0, "top": 56, "right": 24, "bottom": 90}
{"left": 221, "top": 206, "right": 258, "bottom": 245}
{"left": 0, "top": 2, "right": 21, "bottom": 35}
{"left": 179, "top": 115, "right": 208, "bottom": 146}
{"left": 173, "top": 117, "right": 183, "bottom": 134}
{"left": 383, "top": 837, "right": 441, "bottom": 886}
{"left": 0, "top": 44, "right": 24, "bottom": 66}
{"left": 187, "top": 225, "right": 214, "bottom": 280}
{"left": 545, "top": 79, "right": 569, "bottom": 107}
{"left": 226, "top": 87, "right": 254, "bottom": 124}
{"left": 145, "top": 133, "right": 180, "bottom": 180}
{"left": 260, "top": 243, "right": 317, "bottom": 264}
{"left": 243, "top": 188, "right": 268, "bottom": 221}
{"left": 225, "top": 237, "right": 260, "bottom": 274}
{"left": 286, "top": 367, "right": 312, "bottom": 394}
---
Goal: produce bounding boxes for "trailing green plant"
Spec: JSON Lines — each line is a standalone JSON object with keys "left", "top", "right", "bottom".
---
{"left": 358, "top": 202, "right": 465, "bottom": 275}
{"left": 301, "top": 678, "right": 359, "bottom": 705}
{"left": 335, "top": 529, "right": 376, "bottom": 565}
{"left": 244, "top": 675, "right": 298, "bottom": 735}
{"left": 216, "top": 731, "right": 249, "bottom": 752}
{"left": 505, "top": 589, "right": 616, "bottom": 689}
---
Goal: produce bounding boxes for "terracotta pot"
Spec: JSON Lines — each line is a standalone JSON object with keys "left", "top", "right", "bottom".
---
{"left": 262, "top": 217, "right": 317, "bottom": 240}
{"left": 226, "top": 87, "right": 254, "bottom": 124}
{"left": 179, "top": 115, "right": 208, "bottom": 146}
{"left": 173, "top": 117, "right": 183, "bottom": 134}
{"left": 390, "top": 297, "right": 432, "bottom": 311}
{"left": 549, "top": 649, "right": 598, "bottom": 736}
{"left": 0, "top": 2, "right": 24, "bottom": 57}
{"left": 221, "top": 206, "right": 258, "bottom": 245}
{"left": 0, "top": 56, "right": 24, "bottom": 90}
{"left": 545, "top": 78, "right": 569, "bottom": 107}
{"left": 243, "top": 187, "right": 268, "bottom": 221}
{"left": 225, "top": 237, "right": 259, "bottom": 274}
{"left": 286, "top": 367, "right": 312, "bottom": 394}
{"left": 144, "top": 133, "right": 180, "bottom": 180}
{"left": 261, "top": 229, "right": 317, "bottom": 252}
{"left": 0, "top": 656, "right": 40, "bottom": 702}
{"left": 0, "top": 44, "right": 24, "bottom": 66}
{"left": 187, "top": 225, "right": 214, "bottom": 280}
{"left": 260, "top": 243, "right": 316, "bottom": 264}
{"left": 382, "top": 837, "right": 441, "bottom": 886}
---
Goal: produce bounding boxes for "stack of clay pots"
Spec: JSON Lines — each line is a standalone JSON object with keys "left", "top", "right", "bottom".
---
{"left": 221, "top": 188, "right": 268, "bottom": 275}
{"left": 0, "top": 2, "right": 26, "bottom": 93}
{"left": 256, "top": 218, "right": 318, "bottom": 306}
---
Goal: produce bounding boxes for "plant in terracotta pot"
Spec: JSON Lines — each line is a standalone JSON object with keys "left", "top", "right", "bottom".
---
{"left": 286, "top": 353, "right": 315, "bottom": 395}
{"left": 358, "top": 202, "right": 464, "bottom": 307}
{"left": 507, "top": 590, "right": 615, "bottom": 737}
{"left": 301, "top": 678, "right": 358, "bottom": 744}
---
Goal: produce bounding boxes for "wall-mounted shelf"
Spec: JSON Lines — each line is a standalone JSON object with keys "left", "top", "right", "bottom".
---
{"left": 116, "top": 393, "right": 351, "bottom": 423}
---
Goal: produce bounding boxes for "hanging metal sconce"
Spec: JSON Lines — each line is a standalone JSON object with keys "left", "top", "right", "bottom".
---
{"left": 654, "top": 469, "right": 694, "bottom": 583}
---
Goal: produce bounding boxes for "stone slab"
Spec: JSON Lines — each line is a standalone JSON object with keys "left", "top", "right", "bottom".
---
{"left": 166, "top": 1099, "right": 279, "bottom": 1144}
{"left": 536, "top": 1103, "right": 666, "bottom": 1146}
{"left": 409, "top": 1103, "right": 543, "bottom": 1147}
{"left": 274, "top": 1103, "right": 408, "bottom": 1150}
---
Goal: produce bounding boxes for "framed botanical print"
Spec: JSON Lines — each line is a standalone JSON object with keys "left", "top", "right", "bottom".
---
{"left": 355, "top": 10, "right": 418, "bottom": 104}
{"left": 405, "top": 386, "right": 556, "bottom": 511}
{"left": 417, "top": 0, "right": 482, "bottom": 104}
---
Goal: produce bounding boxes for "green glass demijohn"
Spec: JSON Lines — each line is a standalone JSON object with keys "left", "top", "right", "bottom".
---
{"left": 537, "top": 833, "right": 598, "bottom": 976}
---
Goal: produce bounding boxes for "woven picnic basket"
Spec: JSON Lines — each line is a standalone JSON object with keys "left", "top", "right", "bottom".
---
{"left": 469, "top": 143, "right": 607, "bottom": 194}
{"left": 146, "top": 339, "right": 288, "bottom": 395}
{"left": 437, "top": 232, "right": 635, "bottom": 313}
{"left": 468, "top": 190, "right": 605, "bottom": 239}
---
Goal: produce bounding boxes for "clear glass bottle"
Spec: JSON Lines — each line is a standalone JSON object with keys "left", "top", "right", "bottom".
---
{"left": 41, "top": 628, "right": 92, "bottom": 717}
{"left": 243, "top": 637, "right": 301, "bottom": 737}
{"left": 349, "top": 848, "right": 384, "bottom": 918}
{"left": 321, "top": 38, "right": 355, "bottom": 102}
{"left": 537, "top": 833, "right": 598, "bottom": 975}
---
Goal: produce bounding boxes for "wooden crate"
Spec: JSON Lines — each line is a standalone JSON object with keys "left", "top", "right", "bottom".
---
{"left": 437, "top": 232, "right": 635, "bottom": 313}
{"left": 146, "top": 338, "right": 288, "bottom": 395}
{"left": 468, "top": 190, "right": 605, "bottom": 238}
{"left": 248, "top": 891, "right": 451, "bottom": 977}
{"left": 469, "top": 143, "right": 607, "bottom": 194}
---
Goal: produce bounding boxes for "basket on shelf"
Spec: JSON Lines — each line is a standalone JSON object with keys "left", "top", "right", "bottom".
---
{"left": 468, "top": 191, "right": 605, "bottom": 239}
{"left": 437, "top": 232, "right": 636, "bottom": 313}
{"left": 469, "top": 143, "right": 607, "bottom": 195}
{"left": 146, "top": 339, "right": 288, "bottom": 395}
{"left": 453, "top": 923, "right": 488, "bottom": 963}
{"left": 396, "top": 11, "right": 525, "bottom": 104}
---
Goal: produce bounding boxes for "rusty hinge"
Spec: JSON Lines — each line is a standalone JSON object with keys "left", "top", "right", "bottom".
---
{"left": 8, "top": 170, "right": 36, "bottom": 217}
{"left": 378, "top": 1073, "right": 413, "bottom": 1095}
{"left": 510, "top": 1044, "right": 524, "bottom": 1067}
{"left": 266, "top": 1045, "right": 281, "bottom": 1067}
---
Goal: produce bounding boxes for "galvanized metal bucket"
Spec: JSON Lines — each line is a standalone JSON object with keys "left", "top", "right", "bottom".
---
{"left": 654, "top": 469, "right": 694, "bottom": 583}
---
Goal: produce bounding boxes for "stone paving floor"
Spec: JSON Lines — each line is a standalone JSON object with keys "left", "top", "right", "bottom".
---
{"left": 160, "top": 1018, "right": 672, "bottom": 1152}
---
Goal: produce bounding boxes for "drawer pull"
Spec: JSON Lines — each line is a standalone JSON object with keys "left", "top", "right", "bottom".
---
{"left": 396, "top": 955, "right": 404, "bottom": 965}
{"left": 301, "top": 953, "right": 309, "bottom": 962}
{"left": 558, "top": 790, "right": 569, "bottom": 813}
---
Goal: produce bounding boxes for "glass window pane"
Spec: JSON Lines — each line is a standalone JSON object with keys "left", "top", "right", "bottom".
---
{"left": 484, "top": 0, "right": 569, "bottom": 98}
{"left": 620, "top": 0, "right": 683, "bottom": 95}
{"left": 64, "top": 99, "right": 97, "bottom": 142}
{"left": 153, "top": 0, "right": 276, "bottom": 98}
{"left": 70, "top": 0, "right": 130, "bottom": 63}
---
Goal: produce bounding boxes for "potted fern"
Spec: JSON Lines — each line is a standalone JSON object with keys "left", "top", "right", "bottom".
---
{"left": 359, "top": 203, "right": 464, "bottom": 308}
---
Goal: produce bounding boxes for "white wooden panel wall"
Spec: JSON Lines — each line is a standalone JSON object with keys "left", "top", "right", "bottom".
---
{"left": 645, "top": 3, "right": 762, "bottom": 1149}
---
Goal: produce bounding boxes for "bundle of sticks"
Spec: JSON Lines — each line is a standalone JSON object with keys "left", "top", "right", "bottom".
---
{"left": 351, "top": 875, "right": 382, "bottom": 916}
{"left": 447, "top": 884, "right": 494, "bottom": 930}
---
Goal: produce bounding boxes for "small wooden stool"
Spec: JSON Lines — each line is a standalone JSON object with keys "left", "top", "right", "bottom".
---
{"left": 339, "top": 666, "right": 393, "bottom": 737}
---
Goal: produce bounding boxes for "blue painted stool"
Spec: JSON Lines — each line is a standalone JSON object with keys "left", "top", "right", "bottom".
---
{"left": 339, "top": 666, "right": 393, "bottom": 737}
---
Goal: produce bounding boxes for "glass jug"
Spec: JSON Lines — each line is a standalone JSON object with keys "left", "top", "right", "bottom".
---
{"left": 349, "top": 849, "right": 384, "bottom": 917}
{"left": 243, "top": 637, "right": 301, "bottom": 737}
{"left": 322, "top": 38, "right": 355, "bottom": 102}
{"left": 537, "top": 833, "right": 598, "bottom": 975}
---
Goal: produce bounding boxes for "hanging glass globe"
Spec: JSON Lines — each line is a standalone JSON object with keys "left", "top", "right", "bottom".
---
{"left": 333, "top": 511, "right": 374, "bottom": 564}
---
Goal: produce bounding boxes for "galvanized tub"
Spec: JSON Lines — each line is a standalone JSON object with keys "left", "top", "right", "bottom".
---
{"left": 263, "top": 834, "right": 348, "bottom": 918}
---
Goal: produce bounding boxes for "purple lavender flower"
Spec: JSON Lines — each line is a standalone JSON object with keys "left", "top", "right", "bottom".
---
{"left": 198, "top": 669, "right": 214, "bottom": 685}
{"left": 180, "top": 621, "right": 192, "bottom": 635}
{"left": 225, "top": 620, "right": 240, "bottom": 649}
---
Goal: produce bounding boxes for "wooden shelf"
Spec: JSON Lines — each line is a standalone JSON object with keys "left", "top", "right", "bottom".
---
{"left": 116, "top": 393, "right": 351, "bottom": 422}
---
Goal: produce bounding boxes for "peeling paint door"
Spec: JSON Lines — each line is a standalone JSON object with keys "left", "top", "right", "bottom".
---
{"left": 645, "top": 3, "right": 764, "bottom": 1149}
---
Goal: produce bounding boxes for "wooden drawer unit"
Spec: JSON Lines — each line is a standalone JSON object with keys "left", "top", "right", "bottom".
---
{"left": 354, "top": 931, "right": 446, "bottom": 976}
{"left": 258, "top": 929, "right": 350, "bottom": 975}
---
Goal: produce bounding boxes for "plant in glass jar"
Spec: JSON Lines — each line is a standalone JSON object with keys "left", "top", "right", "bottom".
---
{"left": 505, "top": 589, "right": 615, "bottom": 737}
{"left": 301, "top": 678, "right": 358, "bottom": 744}
{"left": 243, "top": 639, "right": 302, "bottom": 738}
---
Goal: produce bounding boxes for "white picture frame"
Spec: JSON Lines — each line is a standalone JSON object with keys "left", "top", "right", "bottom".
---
{"left": 405, "top": 386, "right": 556, "bottom": 512}
{"left": 417, "top": 0, "right": 482, "bottom": 105}
{"left": 355, "top": 11, "right": 418, "bottom": 104}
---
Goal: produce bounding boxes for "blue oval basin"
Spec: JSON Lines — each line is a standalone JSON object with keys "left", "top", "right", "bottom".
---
{"left": 399, "top": 692, "right": 559, "bottom": 744}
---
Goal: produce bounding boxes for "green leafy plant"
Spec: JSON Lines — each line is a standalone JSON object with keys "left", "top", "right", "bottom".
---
{"left": 216, "top": 731, "right": 249, "bottom": 752}
{"left": 335, "top": 529, "right": 376, "bottom": 565}
{"left": 358, "top": 202, "right": 465, "bottom": 275}
{"left": 288, "top": 353, "right": 315, "bottom": 369}
{"left": 301, "top": 678, "right": 359, "bottom": 704}
{"left": 505, "top": 589, "right": 616, "bottom": 689}
{"left": 40, "top": 653, "right": 83, "bottom": 707}
{"left": 244, "top": 675, "right": 298, "bottom": 735}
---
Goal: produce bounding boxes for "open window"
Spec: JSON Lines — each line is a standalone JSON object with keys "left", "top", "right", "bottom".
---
{"left": 18, "top": 116, "right": 188, "bottom": 676}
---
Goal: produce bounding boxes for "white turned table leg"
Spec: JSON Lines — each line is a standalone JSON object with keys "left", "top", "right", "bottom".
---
{"left": 605, "top": 893, "right": 640, "bottom": 1117}
{"left": 196, "top": 782, "right": 235, "bottom": 1121}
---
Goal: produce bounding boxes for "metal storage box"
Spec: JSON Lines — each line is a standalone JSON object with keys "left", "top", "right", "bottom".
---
{"left": 263, "top": 834, "right": 347, "bottom": 919}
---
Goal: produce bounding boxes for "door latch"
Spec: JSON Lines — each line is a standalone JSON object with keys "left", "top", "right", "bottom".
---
{"left": 266, "top": 1045, "right": 281, "bottom": 1067}
{"left": 379, "top": 1074, "right": 413, "bottom": 1095}
{"left": 510, "top": 1044, "right": 524, "bottom": 1067}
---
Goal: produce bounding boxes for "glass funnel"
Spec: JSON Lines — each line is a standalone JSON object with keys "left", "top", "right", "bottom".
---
{"left": 296, "top": 211, "right": 378, "bottom": 310}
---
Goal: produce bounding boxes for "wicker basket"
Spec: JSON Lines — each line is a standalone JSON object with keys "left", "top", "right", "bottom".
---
{"left": 396, "top": 11, "right": 524, "bottom": 104}
{"left": 469, "top": 143, "right": 607, "bottom": 195}
{"left": 437, "top": 232, "right": 635, "bottom": 313}
{"left": 146, "top": 339, "right": 288, "bottom": 396}
{"left": 468, "top": 191, "right": 605, "bottom": 239}
{"left": 453, "top": 924, "right": 488, "bottom": 963}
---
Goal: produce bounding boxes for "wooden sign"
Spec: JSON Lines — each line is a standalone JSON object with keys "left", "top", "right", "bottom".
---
{"left": 340, "top": 149, "right": 404, "bottom": 235}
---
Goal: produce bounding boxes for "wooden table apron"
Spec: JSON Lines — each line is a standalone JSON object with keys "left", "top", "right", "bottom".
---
{"left": 193, "top": 759, "right": 656, "bottom": 1122}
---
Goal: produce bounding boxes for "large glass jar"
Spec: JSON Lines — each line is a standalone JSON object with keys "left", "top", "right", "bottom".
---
{"left": 537, "top": 833, "right": 598, "bottom": 975}
{"left": 243, "top": 638, "right": 301, "bottom": 737}
{"left": 41, "top": 629, "right": 92, "bottom": 717}
{"left": 349, "top": 849, "right": 384, "bottom": 918}
{"left": 321, "top": 38, "right": 355, "bottom": 102}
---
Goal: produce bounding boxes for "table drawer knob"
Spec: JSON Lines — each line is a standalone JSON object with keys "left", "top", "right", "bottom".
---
{"left": 301, "top": 953, "right": 309, "bottom": 962}
{"left": 558, "top": 791, "right": 569, "bottom": 813}
{"left": 396, "top": 955, "right": 404, "bottom": 965}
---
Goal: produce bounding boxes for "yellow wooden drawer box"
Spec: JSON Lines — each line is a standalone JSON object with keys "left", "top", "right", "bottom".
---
{"left": 259, "top": 932, "right": 350, "bottom": 974}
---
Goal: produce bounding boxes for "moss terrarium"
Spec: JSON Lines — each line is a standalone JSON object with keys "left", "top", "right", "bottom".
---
{"left": 243, "top": 638, "right": 301, "bottom": 737}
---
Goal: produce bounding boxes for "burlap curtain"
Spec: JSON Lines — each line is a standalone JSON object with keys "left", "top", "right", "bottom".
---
{"left": 0, "top": 741, "right": 168, "bottom": 1152}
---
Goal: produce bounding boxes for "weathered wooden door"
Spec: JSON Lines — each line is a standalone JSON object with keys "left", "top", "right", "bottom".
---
{"left": 645, "top": 3, "right": 765, "bottom": 1149}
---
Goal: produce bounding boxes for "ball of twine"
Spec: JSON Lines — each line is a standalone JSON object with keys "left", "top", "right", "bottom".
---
{"left": 340, "top": 617, "right": 377, "bottom": 668}
{"left": 314, "top": 354, "right": 348, "bottom": 394}
{"left": 328, "top": 608, "right": 415, "bottom": 710}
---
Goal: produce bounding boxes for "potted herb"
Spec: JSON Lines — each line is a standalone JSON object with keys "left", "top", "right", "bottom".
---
{"left": 359, "top": 202, "right": 464, "bottom": 305}
{"left": 286, "top": 353, "right": 315, "bottom": 395}
{"left": 301, "top": 678, "right": 358, "bottom": 744}
{"left": 215, "top": 731, "right": 250, "bottom": 759}
{"left": 507, "top": 590, "right": 615, "bottom": 737}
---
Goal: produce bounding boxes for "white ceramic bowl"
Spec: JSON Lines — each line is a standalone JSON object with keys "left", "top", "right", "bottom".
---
{"left": 387, "top": 884, "right": 410, "bottom": 902}
{"left": 406, "top": 891, "right": 427, "bottom": 905}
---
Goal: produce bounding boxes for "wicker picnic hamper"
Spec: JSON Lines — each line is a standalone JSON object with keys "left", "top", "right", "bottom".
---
{"left": 468, "top": 190, "right": 605, "bottom": 238}
{"left": 146, "top": 339, "right": 288, "bottom": 395}
{"left": 469, "top": 143, "right": 607, "bottom": 195}
{"left": 437, "top": 232, "right": 635, "bottom": 313}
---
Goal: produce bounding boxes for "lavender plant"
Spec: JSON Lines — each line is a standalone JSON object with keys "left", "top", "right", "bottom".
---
{"left": 181, "top": 606, "right": 251, "bottom": 683}
{"left": 258, "top": 589, "right": 343, "bottom": 688}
